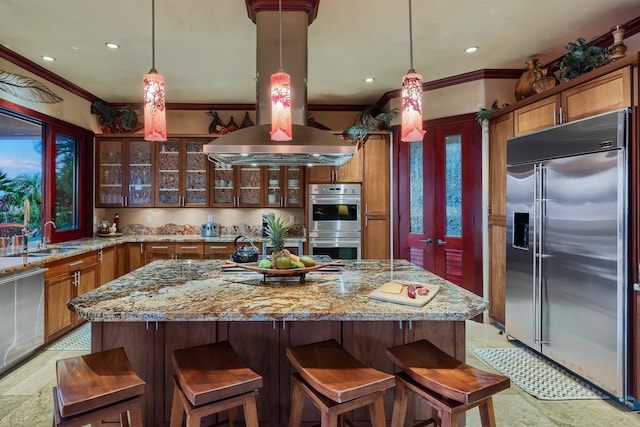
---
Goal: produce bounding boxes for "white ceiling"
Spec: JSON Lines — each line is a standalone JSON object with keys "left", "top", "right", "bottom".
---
{"left": 1, "top": 0, "right": 639, "bottom": 106}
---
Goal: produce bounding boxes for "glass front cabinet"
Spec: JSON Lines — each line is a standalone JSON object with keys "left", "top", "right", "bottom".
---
{"left": 96, "top": 138, "right": 154, "bottom": 207}
{"left": 156, "top": 138, "right": 209, "bottom": 207}
{"left": 264, "top": 166, "right": 303, "bottom": 208}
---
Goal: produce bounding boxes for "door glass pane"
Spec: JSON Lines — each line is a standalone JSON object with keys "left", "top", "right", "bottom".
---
{"left": 55, "top": 133, "right": 78, "bottom": 230}
{"left": 445, "top": 135, "right": 462, "bottom": 236}
{"left": 409, "top": 142, "right": 423, "bottom": 234}
{"left": 0, "top": 113, "right": 42, "bottom": 233}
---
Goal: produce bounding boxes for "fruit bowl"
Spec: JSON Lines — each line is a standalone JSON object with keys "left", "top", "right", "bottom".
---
{"left": 222, "top": 260, "right": 342, "bottom": 282}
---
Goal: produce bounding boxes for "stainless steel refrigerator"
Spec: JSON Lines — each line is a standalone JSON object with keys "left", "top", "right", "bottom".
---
{"left": 505, "top": 109, "right": 630, "bottom": 402}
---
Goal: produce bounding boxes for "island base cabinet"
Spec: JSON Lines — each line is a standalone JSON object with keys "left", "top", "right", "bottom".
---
{"left": 89, "top": 320, "right": 465, "bottom": 427}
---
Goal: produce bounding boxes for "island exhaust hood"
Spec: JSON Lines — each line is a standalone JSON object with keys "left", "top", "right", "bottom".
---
{"left": 203, "top": 8, "right": 356, "bottom": 166}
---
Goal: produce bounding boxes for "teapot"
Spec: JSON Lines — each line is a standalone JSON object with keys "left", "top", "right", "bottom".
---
{"left": 232, "top": 235, "right": 260, "bottom": 263}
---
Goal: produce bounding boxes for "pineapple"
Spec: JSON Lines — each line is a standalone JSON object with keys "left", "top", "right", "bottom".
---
{"left": 265, "top": 215, "right": 293, "bottom": 269}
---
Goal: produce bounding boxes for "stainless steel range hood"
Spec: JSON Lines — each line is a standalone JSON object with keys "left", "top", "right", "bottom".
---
{"left": 203, "top": 9, "right": 356, "bottom": 166}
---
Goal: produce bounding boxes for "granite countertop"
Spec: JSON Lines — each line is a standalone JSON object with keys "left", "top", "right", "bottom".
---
{"left": 67, "top": 259, "right": 489, "bottom": 322}
{"left": 0, "top": 235, "right": 306, "bottom": 275}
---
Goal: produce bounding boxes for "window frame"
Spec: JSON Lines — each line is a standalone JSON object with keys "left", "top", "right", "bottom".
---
{"left": 0, "top": 98, "right": 94, "bottom": 243}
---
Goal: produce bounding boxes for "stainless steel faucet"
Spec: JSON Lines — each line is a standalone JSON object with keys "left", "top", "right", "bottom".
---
{"left": 22, "top": 226, "right": 29, "bottom": 252}
{"left": 42, "top": 220, "right": 56, "bottom": 248}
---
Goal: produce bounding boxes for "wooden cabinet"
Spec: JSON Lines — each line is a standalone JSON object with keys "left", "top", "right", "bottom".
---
{"left": 203, "top": 242, "right": 234, "bottom": 259}
{"left": 97, "top": 246, "right": 116, "bottom": 286}
{"left": 44, "top": 252, "right": 98, "bottom": 342}
{"left": 306, "top": 148, "right": 363, "bottom": 183}
{"left": 487, "top": 113, "right": 512, "bottom": 325}
{"left": 116, "top": 243, "right": 127, "bottom": 278}
{"left": 95, "top": 138, "right": 154, "bottom": 207}
{"left": 156, "top": 138, "right": 209, "bottom": 207}
{"left": 514, "top": 66, "right": 631, "bottom": 136}
{"left": 127, "top": 242, "right": 145, "bottom": 272}
{"left": 488, "top": 62, "right": 633, "bottom": 325}
{"left": 264, "top": 166, "right": 304, "bottom": 208}
{"left": 211, "top": 165, "right": 263, "bottom": 207}
{"left": 144, "top": 242, "right": 204, "bottom": 264}
{"left": 362, "top": 135, "right": 391, "bottom": 259}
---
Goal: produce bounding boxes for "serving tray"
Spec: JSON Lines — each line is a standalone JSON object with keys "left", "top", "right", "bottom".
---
{"left": 97, "top": 232, "right": 124, "bottom": 237}
{"left": 222, "top": 260, "right": 342, "bottom": 282}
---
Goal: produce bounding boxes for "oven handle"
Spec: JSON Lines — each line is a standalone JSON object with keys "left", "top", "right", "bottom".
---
{"left": 308, "top": 195, "right": 361, "bottom": 203}
{"left": 309, "top": 239, "right": 362, "bottom": 246}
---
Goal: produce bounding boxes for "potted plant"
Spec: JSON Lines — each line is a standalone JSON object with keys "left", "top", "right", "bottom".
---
{"left": 559, "top": 37, "right": 610, "bottom": 81}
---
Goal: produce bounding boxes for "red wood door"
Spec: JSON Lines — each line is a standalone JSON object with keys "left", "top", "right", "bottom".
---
{"left": 397, "top": 115, "right": 482, "bottom": 296}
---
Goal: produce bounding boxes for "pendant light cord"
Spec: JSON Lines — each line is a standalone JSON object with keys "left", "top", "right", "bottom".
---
{"left": 278, "top": 0, "right": 283, "bottom": 69}
{"left": 151, "top": 0, "right": 156, "bottom": 71}
{"left": 408, "top": 0, "right": 414, "bottom": 72}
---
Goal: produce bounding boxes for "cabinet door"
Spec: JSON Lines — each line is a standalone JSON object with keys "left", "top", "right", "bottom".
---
{"left": 211, "top": 165, "right": 236, "bottom": 207}
{"left": 488, "top": 112, "right": 513, "bottom": 323}
{"left": 128, "top": 243, "right": 145, "bottom": 271}
{"left": 238, "top": 166, "right": 263, "bottom": 207}
{"left": 513, "top": 95, "right": 559, "bottom": 136}
{"left": 156, "top": 140, "right": 182, "bottom": 207}
{"left": 265, "top": 167, "right": 284, "bottom": 207}
{"left": 561, "top": 66, "right": 631, "bottom": 123}
{"left": 184, "top": 140, "right": 209, "bottom": 207}
{"left": 75, "top": 263, "right": 98, "bottom": 323}
{"left": 363, "top": 217, "right": 390, "bottom": 259}
{"left": 126, "top": 140, "right": 154, "bottom": 207}
{"left": 306, "top": 165, "right": 333, "bottom": 183}
{"left": 98, "top": 247, "right": 117, "bottom": 286}
{"left": 284, "top": 167, "right": 303, "bottom": 207}
{"left": 335, "top": 148, "right": 363, "bottom": 182}
{"left": 96, "top": 139, "right": 125, "bottom": 207}
{"left": 116, "top": 243, "right": 127, "bottom": 277}
{"left": 44, "top": 273, "right": 74, "bottom": 342}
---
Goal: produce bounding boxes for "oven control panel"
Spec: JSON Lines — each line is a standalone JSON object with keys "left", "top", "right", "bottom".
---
{"left": 309, "top": 183, "right": 361, "bottom": 195}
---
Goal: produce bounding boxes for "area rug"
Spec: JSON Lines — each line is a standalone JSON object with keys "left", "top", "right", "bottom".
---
{"left": 472, "top": 347, "right": 608, "bottom": 401}
{"left": 45, "top": 323, "right": 90, "bottom": 351}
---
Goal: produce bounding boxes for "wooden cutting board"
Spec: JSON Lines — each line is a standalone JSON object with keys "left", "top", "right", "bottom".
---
{"left": 369, "top": 280, "right": 440, "bottom": 307}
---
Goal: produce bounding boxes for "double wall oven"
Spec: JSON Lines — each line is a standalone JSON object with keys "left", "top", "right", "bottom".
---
{"left": 307, "top": 183, "right": 361, "bottom": 260}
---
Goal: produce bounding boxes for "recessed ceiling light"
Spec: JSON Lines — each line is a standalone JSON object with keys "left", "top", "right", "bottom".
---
{"left": 41, "top": 55, "right": 55, "bottom": 62}
{"left": 364, "top": 77, "right": 375, "bottom": 83}
{"left": 105, "top": 42, "right": 120, "bottom": 49}
{"left": 465, "top": 46, "right": 479, "bottom": 54}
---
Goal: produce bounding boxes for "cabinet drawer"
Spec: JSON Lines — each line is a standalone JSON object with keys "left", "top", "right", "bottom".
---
{"left": 175, "top": 243, "right": 204, "bottom": 254}
{"left": 145, "top": 244, "right": 175, "bottom": 253}
{"left": 204, "top": 243, "right": 233, "bottom": 259}
{"left": 45, "top": 252, "right": 98, "bottom": 278}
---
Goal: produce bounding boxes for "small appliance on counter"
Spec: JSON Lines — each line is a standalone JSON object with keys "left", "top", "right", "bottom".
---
{"left": 200, "top": 222, "right": 220, "bottom": 237}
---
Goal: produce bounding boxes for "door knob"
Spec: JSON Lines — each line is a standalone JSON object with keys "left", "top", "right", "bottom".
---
{"left": 419, "top": 238, "right": 432, "bottom": 245}
{"left": 436, "top": 239, "right": 447, "bottom": 246}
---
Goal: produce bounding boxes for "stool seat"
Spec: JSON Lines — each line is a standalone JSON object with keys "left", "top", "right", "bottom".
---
{"left": 287, "top": 339, "right": 395, "bottom": 403}
{"left": 170, "top": 341, "right": 263, "bottom": 427}
{"left": 172, "top": 341, "right": 263, "bottom": 407}
{"left": 55, "top": 347, "right": 145, "bottom": 418}
{"left": 386, "top": 339, "right": 509, "bottom": 404}
{"left": 387, "top": 339, "right": 510, "bottom": 427}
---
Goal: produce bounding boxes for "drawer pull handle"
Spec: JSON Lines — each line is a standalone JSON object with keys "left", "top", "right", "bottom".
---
{"left": 151, "top": 246, "right": 169, "bottom": 249}
{"left": 209, "top": 246, "right": 227, "bottom": 249}
{"left": 180, "top": 246, "right": 198, "bottom": 249}
{"left": 68, "top": 260, "right": 84, "bottom": 267}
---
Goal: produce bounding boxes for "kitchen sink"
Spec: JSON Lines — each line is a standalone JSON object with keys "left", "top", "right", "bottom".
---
{"left": 2, "top": 247, "right": 80, "bottom": 258}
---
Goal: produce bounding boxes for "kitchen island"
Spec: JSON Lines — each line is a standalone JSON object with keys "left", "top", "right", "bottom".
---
{"left": 68, "top": 259, "right": 488, "bottom": 427}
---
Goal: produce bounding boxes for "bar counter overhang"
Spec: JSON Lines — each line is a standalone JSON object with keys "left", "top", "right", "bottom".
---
{"left": 68, "top": 259, "right": 488, "bottom": 427}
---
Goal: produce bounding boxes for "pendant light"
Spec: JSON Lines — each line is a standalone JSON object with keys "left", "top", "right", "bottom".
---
{"left": 270, "top": 0, "right": 292, "bottom": 141}
{"left": 400, "top": 0, "right": 426, "bottom": 142}
{"left": 143, "top": 0, "right": 167, "bottom": 141}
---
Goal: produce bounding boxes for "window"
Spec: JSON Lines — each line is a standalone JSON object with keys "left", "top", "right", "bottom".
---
{"left": 0, "top": 103, "right": 93, "bottom": 244}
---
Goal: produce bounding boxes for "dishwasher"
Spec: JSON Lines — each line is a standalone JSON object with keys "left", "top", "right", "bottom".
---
{"left": 0, "top": 267, "right": 46, "bottom": 375}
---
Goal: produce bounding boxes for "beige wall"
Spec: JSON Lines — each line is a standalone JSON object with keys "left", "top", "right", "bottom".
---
{"left": 0, "top": 58, "right": 98, "bottom": 132}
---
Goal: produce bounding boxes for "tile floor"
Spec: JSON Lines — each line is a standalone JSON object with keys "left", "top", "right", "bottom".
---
{"left": 0, "top": 320, "right": 638, "bottom": 426}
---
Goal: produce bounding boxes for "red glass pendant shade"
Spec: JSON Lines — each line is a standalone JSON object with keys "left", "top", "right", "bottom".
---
{"left": 401, "top": 70, "right": 425, "bottom": 142}
{"left": 143, "top": 70, "right": 167, "bottom": 141}
{"left": 270, "top": 71, "right": 292, "bottom": 141}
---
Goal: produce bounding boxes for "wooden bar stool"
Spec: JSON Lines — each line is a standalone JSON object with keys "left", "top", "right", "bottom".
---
{"left": 53, "top": 347, "right": 145, "bottom": 427}
{"left": 386, "top": 339, "right": 510, "bottom": 427}
{"left": 170, "top": 341, "right": 263, "bottom": 427}
{"left": 286, "top": 339, "right": 395, "bottom": 427}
